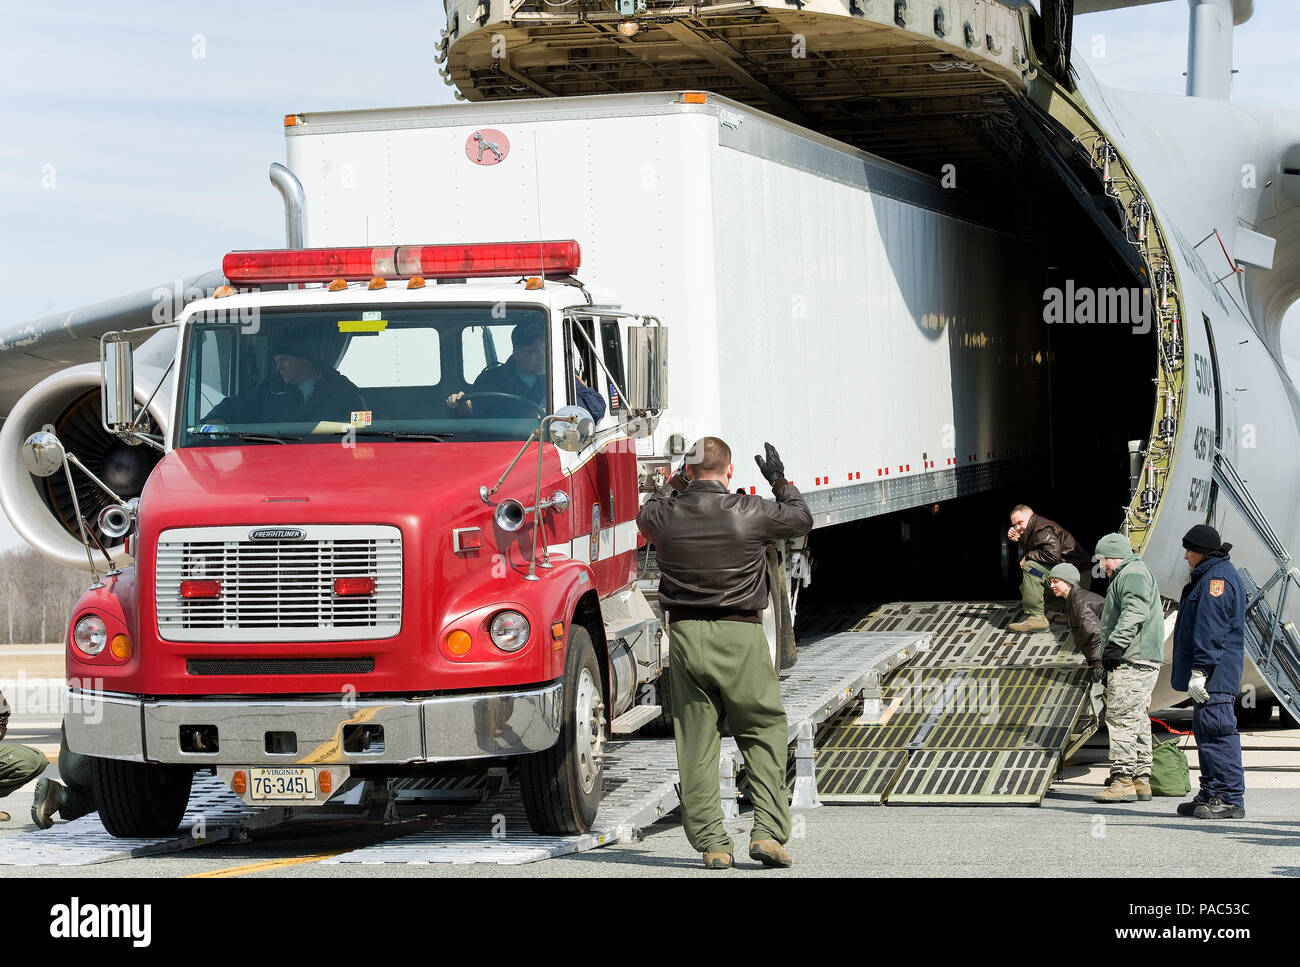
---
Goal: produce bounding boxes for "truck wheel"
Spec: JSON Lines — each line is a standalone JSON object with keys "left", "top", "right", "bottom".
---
{"left": 520, "top": 625, "right": 605, "bottom": 834}
{"left": 91, "top": 757, "right": 193, "bottom": 838}
{"left": 763, "top": 545, "right": 798, "bottom": 671}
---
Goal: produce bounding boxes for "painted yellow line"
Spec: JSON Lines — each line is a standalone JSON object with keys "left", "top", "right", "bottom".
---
{"left": 188, "top": 852, "right": 341, "bottom": 878}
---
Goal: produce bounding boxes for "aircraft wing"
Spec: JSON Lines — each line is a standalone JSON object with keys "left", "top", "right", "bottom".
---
{"left": 0, "top": 270, "right": 224, "bottom": 418}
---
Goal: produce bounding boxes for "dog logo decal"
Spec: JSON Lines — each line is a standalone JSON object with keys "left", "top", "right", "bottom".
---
{"left": 466, "top": 129, "right": 510, "bottom": 166}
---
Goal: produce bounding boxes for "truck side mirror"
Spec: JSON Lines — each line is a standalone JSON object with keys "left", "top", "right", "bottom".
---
{"left": 548, "top": 405, "right": 595, "bottom": 452}
{"left": 627, "top": 325, "right": 667, "bottom": 414}
{"left": 101, "top": 332, "right": 137, "bottom": 433}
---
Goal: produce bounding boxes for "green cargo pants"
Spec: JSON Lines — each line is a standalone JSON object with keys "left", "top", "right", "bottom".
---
{"left": 669, "top": 618, "right": 791, "bottom": 855}
{"left": 0, "top": 741, "right": 47, "bottom": 799}
{"left": 1021, "top": 559, "right": 1091, "bottom": 616}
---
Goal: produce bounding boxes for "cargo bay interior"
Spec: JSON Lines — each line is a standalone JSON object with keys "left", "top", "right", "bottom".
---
{"left": 443, "top": 5, "right": 1159, "bottom": 614}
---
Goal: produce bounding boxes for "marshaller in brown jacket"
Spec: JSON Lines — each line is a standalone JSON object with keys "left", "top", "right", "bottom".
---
{"left": 636, "top": 437, "right": 811, "bottom": 870}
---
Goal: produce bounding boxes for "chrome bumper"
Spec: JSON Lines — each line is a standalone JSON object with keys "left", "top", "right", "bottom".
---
{"left": 65, "top": 683, "right": 564, "bottom": 767}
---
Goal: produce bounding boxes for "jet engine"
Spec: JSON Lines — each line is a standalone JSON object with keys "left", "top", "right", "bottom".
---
{"left": 0, "top": 361, "right": 171, "bottom": 570}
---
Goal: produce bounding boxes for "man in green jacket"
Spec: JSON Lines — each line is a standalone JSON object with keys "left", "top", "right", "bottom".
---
{"left": 1093, "top": 532, "right": 1166, "bottom": 804}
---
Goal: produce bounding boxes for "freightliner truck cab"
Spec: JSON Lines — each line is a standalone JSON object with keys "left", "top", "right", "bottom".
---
{"left": 42, "top": 240, "right": 675, "bottom": 837}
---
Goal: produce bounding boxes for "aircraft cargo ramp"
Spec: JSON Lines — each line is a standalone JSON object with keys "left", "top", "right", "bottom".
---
{"left": 814, "top": 601, "right": 1100, "bottom": 805}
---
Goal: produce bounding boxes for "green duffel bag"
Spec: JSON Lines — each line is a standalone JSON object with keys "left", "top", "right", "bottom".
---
{"left": 1150, "top": 737, "right": 1192, "bottom": 796}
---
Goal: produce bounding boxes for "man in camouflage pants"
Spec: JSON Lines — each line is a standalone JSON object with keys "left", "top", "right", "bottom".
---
{"left": 1093, "top": 533, "right": 1166, "bottom": 804}
{"left": 0, "top": 688, "right": 48, "bottom": 821}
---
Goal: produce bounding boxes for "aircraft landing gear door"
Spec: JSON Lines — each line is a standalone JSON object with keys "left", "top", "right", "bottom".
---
{"left": 563, "top": 313, "right": 639, "bottom": 592}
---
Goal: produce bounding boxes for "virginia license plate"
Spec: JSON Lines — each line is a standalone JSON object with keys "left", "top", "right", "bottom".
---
{"left": 249, "top": 767, "right": 316, "bottom": 801}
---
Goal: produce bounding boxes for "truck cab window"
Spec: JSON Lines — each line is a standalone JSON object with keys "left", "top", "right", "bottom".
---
{"left": 179, "top": 307, "right": 549, "bottom": 445}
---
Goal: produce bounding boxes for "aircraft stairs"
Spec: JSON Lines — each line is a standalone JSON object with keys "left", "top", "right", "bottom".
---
{"left": 1212, "top": 450, "right": 1300, "bottom": 722}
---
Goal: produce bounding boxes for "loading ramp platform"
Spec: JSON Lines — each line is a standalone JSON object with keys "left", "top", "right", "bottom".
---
{"left": 814, "top": 601, "right": 1100, "bottom": 805}
{"left": 0, "top": 629, "right": 923, "bottom": 868}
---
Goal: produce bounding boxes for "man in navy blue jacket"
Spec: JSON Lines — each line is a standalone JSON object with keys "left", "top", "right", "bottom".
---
{"left": 1171, "top": 524, "right": 1246, "bottom": 819}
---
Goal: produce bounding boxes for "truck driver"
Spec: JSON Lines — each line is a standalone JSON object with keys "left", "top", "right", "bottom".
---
{"left": 203, "top": 330, "right": 365, "bottom": 427}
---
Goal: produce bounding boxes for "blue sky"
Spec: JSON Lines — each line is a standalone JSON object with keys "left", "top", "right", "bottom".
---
{"left": 0, "top": 0, "right": 1297, "bottom": 549}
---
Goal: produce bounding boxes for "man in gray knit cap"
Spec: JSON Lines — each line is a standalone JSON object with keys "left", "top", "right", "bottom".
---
{"left": 1093, "top": 532, "right": 1165, "bottom": 804}
{"left": 1047, "top": 562, "right": 1106, "bottom": 685}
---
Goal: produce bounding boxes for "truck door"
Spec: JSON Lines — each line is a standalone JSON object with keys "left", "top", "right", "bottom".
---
{"left": 562, "top": 314, "right": 638, "bottom": 594}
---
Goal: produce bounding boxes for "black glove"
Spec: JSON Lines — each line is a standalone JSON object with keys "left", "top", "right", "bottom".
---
{"left": 668, "top": 457, "right": 689, "bottom": 493}
{"left": 754, "top": 442, "right": 786, "bottom": 486}
{"left": 1089, "top": 664, "right": 1105, "bottom": 685}
{"left": 1102, "top": 643, "right": 1123, "bottom": 671}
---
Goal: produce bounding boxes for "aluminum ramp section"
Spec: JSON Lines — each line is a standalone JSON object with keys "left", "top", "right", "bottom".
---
{"left": 0, "top": 774, "right": 262, "bottom": 867}
{"left": 324, "top": 630, "right": 926, "bottom": 865}
{"left": 325, "top": 741, "right": 683, "bottom": 866}
{"left": 816, "top": 601, "right": 1098, "bottom": 805}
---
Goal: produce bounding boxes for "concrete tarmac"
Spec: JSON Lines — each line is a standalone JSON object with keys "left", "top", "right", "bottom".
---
{"left": 4, "top": 646, "right": 1297, "bottom": 878}
{"left": 2, "top": 712, "right": 1297, "bottom": 878}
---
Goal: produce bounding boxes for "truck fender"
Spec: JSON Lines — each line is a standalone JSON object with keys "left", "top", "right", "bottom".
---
{"left": 66, "top": 569, "right": 139, "bottom": 682}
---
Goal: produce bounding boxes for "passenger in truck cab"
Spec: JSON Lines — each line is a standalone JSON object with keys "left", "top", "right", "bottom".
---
{"left": 203, "top": 331, "right": 366, "bottom": 427}
{"left": 1006, "top": 504, "right": 1092, "bottom": 633}
{"left": 445, "top": 320, "right": 605, "bottom": 421}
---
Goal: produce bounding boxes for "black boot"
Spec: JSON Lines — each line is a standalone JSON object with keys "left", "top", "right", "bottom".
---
{"left": 1192, "top": 797, "right": 1245, "bottom": 819}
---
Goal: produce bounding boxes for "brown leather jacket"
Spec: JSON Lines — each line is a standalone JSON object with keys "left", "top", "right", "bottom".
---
{"left": 1066, "top": 585, "right": 1106, "bottom": 664}
{"left": 1021, "top": 514, "right": 1091, "bottom": 571}
{"left": 636, "top": 478, "right": 812, "bottom": 618}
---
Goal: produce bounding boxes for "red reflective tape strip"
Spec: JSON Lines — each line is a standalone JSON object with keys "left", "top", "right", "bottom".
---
{"left": 1150, "top": 716, "right": 1193, "bottom": 736}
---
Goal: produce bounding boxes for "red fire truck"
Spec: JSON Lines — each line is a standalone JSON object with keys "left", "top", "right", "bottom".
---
{"left": 47, "top": 239, "right": 684, "bottom": 837}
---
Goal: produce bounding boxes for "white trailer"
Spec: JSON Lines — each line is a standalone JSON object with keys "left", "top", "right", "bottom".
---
{"left": 283, "top": 91, "right": 1047, "bottom": 529}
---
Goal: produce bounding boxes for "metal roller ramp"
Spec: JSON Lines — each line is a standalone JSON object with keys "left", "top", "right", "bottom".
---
{"left": 0, "top": 774, "right": 264, "bottom": 867}
{"left": 816, "top": 601, "right": 1099, "bottom": 806}
{"left": 0, "top": 631, "right": 924, "bottom": 868}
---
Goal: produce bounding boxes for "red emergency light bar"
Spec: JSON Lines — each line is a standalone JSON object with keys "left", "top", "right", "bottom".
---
{"left": 222, "top": 240, "right": 581, "bottom": 286}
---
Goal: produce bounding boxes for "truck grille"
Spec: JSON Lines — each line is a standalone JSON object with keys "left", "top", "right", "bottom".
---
{"left": 156, "top": 525, "right": 402, "bottom": 642}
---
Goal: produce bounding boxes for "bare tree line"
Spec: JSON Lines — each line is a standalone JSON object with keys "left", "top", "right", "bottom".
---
{"left": 0, "top": 547, "right": 95, "bottom": 644}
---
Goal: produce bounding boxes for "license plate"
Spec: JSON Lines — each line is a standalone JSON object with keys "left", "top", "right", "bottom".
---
{"left": 249, "top": 767, "right": 316, "bottom": 801}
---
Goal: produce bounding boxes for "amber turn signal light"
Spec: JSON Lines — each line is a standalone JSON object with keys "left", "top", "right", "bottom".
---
{"left": 445, "top": 630, "right": 472, "bottom": 656}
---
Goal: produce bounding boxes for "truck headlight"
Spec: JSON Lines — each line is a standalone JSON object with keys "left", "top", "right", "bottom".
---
{"left": 73, "top": 615, "right": 108, "bottom": 656}
{"left": 489, "top": 611, "right": 530, "bottom": 652}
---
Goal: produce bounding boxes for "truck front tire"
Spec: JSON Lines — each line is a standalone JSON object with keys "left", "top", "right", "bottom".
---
{"left": 92, "top": 757, "right": 193, "bottom": 838}
{"left": 520, "top": 625, "right": 605, "bottom": 834}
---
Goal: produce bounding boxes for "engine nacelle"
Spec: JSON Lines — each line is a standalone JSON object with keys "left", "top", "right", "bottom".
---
{"left": 0, "top": 362, "right": 171, "bottom": 570}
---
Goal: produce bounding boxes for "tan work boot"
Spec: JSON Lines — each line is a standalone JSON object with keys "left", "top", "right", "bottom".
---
{"left": 1094, "top": 777, "right": 1138, "bottom": 803}
{"left": 1008, "top": 614, "right": 1049, "bottom": 633}
{"left": 749, "top": 839, "right": 793, "bottom": 868}
{"left": 1133, "top": 777, "right": 1152, "bottom": 801}
{"left": 703, "top": 851, "right": 733, "bottom": 869}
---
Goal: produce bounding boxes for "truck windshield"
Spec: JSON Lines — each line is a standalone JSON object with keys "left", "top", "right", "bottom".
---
{"left": 178, "top": 305, "right": 551, "bottom": 447}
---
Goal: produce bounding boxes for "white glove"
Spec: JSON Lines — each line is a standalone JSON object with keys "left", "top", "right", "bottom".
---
{"left": 1188, "top": 669, "right": 1209, "bottom": 704}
